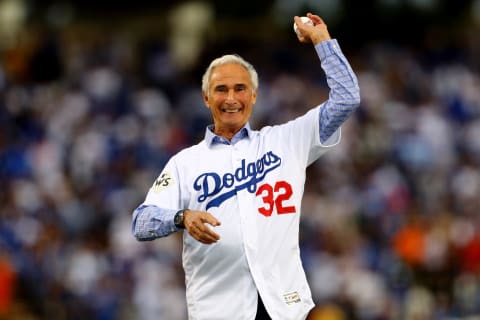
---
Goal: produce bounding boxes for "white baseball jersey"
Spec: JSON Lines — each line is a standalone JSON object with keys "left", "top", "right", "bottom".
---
{"left": 142, "top": 107, "right": 341, "bottom": 320}
{"left": 134, "top": 39, "right": 360, "bottom": 319}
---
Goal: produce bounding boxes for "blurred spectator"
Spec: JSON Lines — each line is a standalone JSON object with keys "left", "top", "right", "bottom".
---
{"left": 0, "top": 252, "right": 16, "bottom": 316}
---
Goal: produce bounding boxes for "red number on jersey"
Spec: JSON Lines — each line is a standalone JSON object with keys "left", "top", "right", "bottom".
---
{"left": 274, "top": 180, "right": 296, "bottom": 214}
{"left": 256, "top": 181, "right": 296, "bottom": 217}
{"left": 256, "top": 184, "right": 274, "bottom": 217}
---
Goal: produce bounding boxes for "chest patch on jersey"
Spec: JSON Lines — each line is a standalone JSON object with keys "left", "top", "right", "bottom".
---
{"left": 150, "top": 172, "right": 174, "bottom": 193}
{"left": 193, "top": 151, "right": 282, "bottom": 209}
{"left": 283, "top": 291, "right": 301, "bottom": 305}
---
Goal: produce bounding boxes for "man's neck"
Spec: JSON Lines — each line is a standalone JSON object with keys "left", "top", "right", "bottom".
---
{"left": 214, "top": 127, "right": 242, "bottom": 141}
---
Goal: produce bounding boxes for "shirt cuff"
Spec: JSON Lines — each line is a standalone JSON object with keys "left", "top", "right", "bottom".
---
{"left": 314, "top": 39, "right": 340, "bottom": 60}
{"left": 155, "top": 208, "right": 179, "bottom": 234}
{"left": 132, "top": 205, "right": 179, "bottom": 240}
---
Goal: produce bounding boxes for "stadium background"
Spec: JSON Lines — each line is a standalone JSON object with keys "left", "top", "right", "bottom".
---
{"left": 1, "top": 0, "right": 480, "bottom": 319}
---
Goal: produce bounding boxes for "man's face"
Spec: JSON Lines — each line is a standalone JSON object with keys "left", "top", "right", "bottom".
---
{"left": 203, "top": 63, "right": 257, "bottom": 137}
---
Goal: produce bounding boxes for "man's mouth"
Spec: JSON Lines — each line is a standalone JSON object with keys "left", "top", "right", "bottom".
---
{"left": 222, "top": 108, "right": 241, "bottom": 113}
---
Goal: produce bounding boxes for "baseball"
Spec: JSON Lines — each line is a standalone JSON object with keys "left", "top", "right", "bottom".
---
{"left": 293, "top": 16, "right": 314, "bottom": 37}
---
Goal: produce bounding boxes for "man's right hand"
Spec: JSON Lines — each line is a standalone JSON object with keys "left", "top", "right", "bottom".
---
{"left": 294, "top": 13, "right": 331, "bottom": 45}
{"left": 183, "top": 210, "right": 221, "bottom": 244}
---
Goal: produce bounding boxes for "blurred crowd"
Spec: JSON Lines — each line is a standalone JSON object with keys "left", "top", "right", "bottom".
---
{"left": 1, "top": 3, "right": 480, "bottom": 320}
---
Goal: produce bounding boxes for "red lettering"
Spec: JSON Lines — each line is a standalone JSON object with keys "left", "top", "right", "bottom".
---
{"left": 256, "top": 181, "right": 296, "bottom": 216}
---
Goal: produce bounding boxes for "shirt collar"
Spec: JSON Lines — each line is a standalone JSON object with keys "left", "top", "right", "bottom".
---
{"left": 205, "top": 123, "right": 252, "bottom": 146}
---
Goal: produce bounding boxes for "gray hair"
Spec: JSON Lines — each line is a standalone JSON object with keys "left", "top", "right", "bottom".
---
{"left": 201, "top": 54, "right": 259, "bottom": 96}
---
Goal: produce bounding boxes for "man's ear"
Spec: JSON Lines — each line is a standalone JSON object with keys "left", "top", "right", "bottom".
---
{"left": 252, "top": 89, "right": 258, "bottom": 105}
{"left": 202, "top": 91, "right": 210, "bottom": 108}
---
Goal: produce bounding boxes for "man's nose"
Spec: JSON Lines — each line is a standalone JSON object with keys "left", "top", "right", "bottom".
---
{"left": 226, "top": 89, "right": 235, "bottom": 101}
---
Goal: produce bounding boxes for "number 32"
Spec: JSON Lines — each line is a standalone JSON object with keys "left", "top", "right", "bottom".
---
{"left": 256, "top": 181, "right": 296, "bottom": 217}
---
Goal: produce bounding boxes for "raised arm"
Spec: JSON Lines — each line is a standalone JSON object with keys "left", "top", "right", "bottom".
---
{"left": 295, "top": 13, "right": 361, "bottom": 143}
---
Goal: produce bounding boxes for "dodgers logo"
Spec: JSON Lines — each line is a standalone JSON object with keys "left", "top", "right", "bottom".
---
{"left": 193, "top": 151, "right": 281, "bottom": 209}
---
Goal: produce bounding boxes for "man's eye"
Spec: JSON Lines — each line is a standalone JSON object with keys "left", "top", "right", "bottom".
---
{"left": 216, "top": 87, "right": 227, "bottom": 92}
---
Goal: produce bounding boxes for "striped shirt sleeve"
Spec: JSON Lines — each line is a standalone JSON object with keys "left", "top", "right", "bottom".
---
{"left": 131, "top": 205, "right": 179, "bottom": 241}
{"left": 315, "top": 39, "right": 360, "bottom": 143}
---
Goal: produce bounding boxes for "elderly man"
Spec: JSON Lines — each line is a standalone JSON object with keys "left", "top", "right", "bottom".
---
{"left": 132, "top": 12, "right": 360, "bottom": 320}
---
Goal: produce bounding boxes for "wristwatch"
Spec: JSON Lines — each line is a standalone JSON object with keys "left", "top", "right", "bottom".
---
{"left": 174, "top": 209, "right": 187, "bottom": 229}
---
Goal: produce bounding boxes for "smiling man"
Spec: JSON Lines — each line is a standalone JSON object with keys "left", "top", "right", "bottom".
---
{"left": 132, "top": 12, "right": 360, "bottom": 320}
{"left": 202, "top": 61, "right": 257, "bottom": 140}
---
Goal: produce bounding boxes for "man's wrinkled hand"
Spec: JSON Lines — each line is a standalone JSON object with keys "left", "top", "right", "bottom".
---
{"left": 184, "top": 210, "right": 221, "bottom": 244}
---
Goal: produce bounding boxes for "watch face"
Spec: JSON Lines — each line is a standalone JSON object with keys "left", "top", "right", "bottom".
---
{"left": 175, "top": 210, "right": 184, "bottom": 227}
